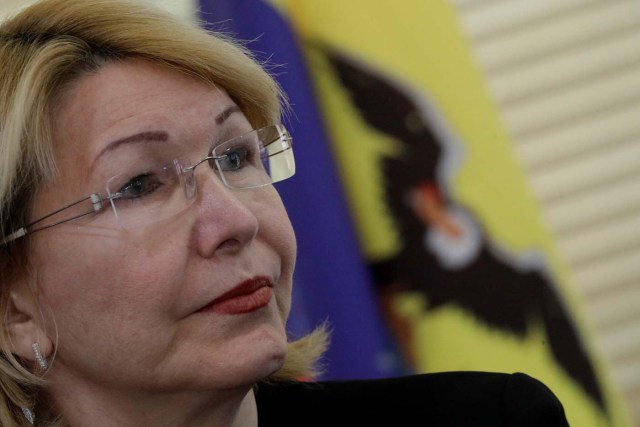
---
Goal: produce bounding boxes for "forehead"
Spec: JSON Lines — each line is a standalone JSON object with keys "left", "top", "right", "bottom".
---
{"left": 52, "top": 59, "right": 237, "bottom": 171}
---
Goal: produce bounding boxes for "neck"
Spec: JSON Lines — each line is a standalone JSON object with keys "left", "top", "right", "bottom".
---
{"left": 49, "top": 376, "right": 258, "bottom": 427}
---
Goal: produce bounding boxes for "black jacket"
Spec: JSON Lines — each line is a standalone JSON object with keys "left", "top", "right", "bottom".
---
{"left": 256, "top": 371, "right": 569, "bottom": 426}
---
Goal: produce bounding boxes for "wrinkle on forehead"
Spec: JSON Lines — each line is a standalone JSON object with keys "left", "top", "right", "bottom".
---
{"left": 52, "top": 59, "right": 241, "bottom": 172}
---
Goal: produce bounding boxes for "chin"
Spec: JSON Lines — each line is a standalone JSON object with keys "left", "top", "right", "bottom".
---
{"left": 262, "top": 353, "right": 287, "bottom": 378}
{"left": 257, "top": 330, "right": 288, "bottom": 370}
{"left": 236, "top": 324, "right": 288, "bottom": 381}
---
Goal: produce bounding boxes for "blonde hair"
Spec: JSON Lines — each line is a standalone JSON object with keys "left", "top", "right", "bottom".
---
{"left": 0, "top": 0, "right": 328, "bottom": 425}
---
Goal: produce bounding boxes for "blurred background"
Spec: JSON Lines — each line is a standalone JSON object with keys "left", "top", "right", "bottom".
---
{"left": 1, "top": 0, "right": 639, "bottom": 425}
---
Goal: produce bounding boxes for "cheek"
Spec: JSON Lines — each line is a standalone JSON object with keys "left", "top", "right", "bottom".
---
{"left": 274, "top": 216, "right": 297, "bottom": 273}
{"left": 259, "top": 192, "right": 297, "bottom": 275}
{"left": 265, "top": 190, "right": 297, "bottom": 257}
{"left": 32, "top": 234, "right": 185, "bottom": 323}
{"left": 260, "top": 196, "right": 297, "bottom": 320}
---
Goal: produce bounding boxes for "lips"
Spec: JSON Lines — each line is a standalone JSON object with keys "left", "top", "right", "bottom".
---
{"left": 202, "top": 276, "right": 273, "bottom": 315}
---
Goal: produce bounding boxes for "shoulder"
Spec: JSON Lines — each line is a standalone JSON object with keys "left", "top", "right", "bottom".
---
{"left": 256, "top": 371, "right": 569, "bottom": 427}
{"left": 498, "top": 372, "right": 569, "bottom": 426}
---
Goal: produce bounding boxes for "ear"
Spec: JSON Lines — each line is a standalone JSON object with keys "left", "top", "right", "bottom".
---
{"left": 4, "top": 283, "right": 53, "bottom": 365}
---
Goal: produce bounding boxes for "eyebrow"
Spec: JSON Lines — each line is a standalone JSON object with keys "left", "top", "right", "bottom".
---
{"left": 216, "top": 105, "right": 242, "bottom": 124}
{"left": 90, "top": 104, "right": 242, "bottom": 172}
{"left": 89, "top": 130, "right": 169, "bottom": 173}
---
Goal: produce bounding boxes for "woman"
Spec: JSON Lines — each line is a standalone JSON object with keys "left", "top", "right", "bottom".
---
{"left": 0, "top": 0, "right": 568, "bottom": 426}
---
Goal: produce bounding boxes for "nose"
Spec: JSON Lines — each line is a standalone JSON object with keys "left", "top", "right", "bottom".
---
{"left": 191, "top": 167, "right": 259, "bottom": 258}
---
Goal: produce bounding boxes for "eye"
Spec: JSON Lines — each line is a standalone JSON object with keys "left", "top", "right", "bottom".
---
{"left": 218, "top": 146, "right": 250, "bottom": 171}
{"left": 119, "top": 173, "right": 162, "bottom": 199}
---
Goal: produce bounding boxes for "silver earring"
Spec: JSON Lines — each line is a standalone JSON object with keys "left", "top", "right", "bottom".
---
{"left": 21, "top": 406, "right": 34, "bottom": 424}
{"left": 32, "top": 343, "right": 48, "bottom": 371}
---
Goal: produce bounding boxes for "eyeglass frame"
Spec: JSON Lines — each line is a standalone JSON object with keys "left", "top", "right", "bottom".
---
{"left": 1, "top": 123, "right": 294, "bottom": 246}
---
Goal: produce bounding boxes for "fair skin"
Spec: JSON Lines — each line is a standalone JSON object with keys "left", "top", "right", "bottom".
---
{"left": 8, "top": 59, "right": 296, "bottom": 426}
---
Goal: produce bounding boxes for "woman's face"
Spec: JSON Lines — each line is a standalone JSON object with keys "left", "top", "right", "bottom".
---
{"left": 29, "top": 59, "right": 296, "bottom": 395}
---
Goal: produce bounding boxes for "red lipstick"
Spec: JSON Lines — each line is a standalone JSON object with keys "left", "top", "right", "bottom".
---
{"left": 205, "top": 277, "right": 272, "bottom": 315}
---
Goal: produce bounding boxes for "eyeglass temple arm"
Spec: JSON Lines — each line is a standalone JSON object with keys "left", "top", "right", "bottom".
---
{"left": 2, "top": 194, "right": 105, "bottom": 245}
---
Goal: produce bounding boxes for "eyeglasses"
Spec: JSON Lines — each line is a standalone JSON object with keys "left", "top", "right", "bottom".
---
{"left": 1, "top": 124, "right": 295, "bottom": 245}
